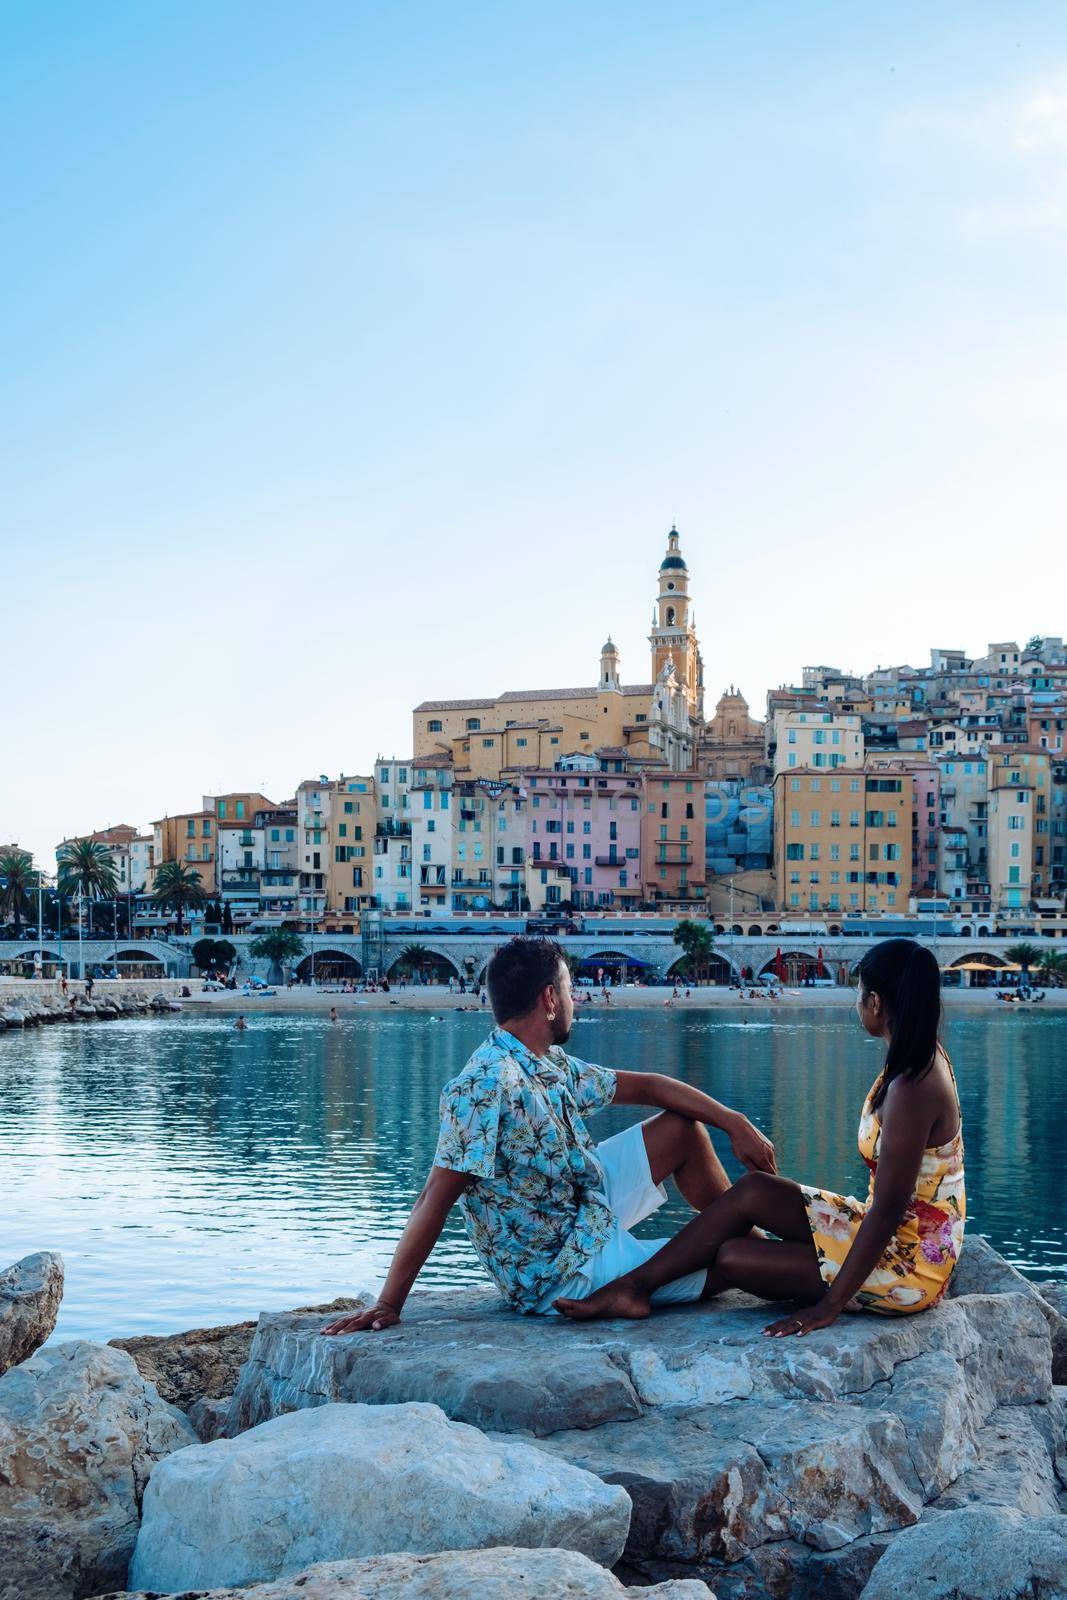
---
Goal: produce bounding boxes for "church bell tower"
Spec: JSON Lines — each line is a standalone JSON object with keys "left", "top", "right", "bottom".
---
{"left": 649, "top": 525, "right": 703, "bottom": 721}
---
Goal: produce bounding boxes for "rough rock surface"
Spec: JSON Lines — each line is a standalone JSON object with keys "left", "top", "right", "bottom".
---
{"left": 187, "top": 1392, "right": 233, "bottom": 1442}
{"left": 949, "top": 1235, "right": 1067, "bottom": 1384}
{"left": 0, "top": 1249, "right": 64, "bottom": 1375}
{"left": 224, "top": 1236, "right": 1063, "bottom": 1600}
{"left": 858, "top": 1505, "right": 1067, "bottom": 1599}
{"left": 1037, "top": 1279, "right": 1067, "bottom": 1385}
{"left": 0, "top": 1340, "right": 196, "bottom": 1600}
{"left": 111, "top": 1296, "right": 366, "bottom": 1412}
{"left": 129, "top": 1401, "right": 632, "bottom": 1592}
{"left": 93, "top": 1546, "right": 715, "bottom": 1599}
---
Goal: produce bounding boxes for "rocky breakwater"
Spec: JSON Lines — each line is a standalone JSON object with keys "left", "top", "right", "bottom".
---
{"left": 0, "top": 990, "right": 177, "bottom": 1028}
{"left": 221, "top": 1236, "right": 1067, "bottom": 1600}
{"left": 0, "top": 1251, "right": 196, "bottom": 1600}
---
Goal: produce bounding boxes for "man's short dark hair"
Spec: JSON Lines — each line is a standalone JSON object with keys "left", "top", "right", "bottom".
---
{"left": 486, "top": 938, "right": 566, "bottom": 1023}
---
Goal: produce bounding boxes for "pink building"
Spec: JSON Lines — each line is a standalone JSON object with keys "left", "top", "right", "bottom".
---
{"left": 522, "top": 768, "right": 643, "bottom": 909}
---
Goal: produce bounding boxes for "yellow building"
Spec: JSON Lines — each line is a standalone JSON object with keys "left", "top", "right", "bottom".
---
{"left": 987, "top": 745, "right": 1052, "bottom": 913}
{"left": 774, "top": 766, "right": 913, "bottom": 915}
{"left": 296, "top": 775, "right": 376, "bottom": 931}
{"left": 413, "top": 529, "right": 701, "bottom": 773}
{"left": 152, "top": 813, "right": 217, "bottom": 893}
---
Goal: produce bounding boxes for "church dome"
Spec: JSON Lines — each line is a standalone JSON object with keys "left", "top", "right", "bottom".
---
{"left": 660, "top": 554, "right": 688, "bottom": 571}
{"left": 601, "top": 637, "right": 618, "bottom": 654}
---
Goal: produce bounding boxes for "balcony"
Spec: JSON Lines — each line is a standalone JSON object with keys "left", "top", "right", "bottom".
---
{"left": 376, "top": 820, "right": 412, "bottom": 839}
{"left": 595, "top": 855, "right": 626, "bottom": 869}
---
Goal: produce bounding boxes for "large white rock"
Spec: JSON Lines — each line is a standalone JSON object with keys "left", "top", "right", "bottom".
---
{"left": 0, "top": 1249, "right": 64, "bottom": 1375}
{"left": 95, "top": 1545, "right": 714, "bottom": 1598}
{"left": 129, "top": 1401, "right": 632, "bottom": 1592}
{"left": 0, "top": 1340, "right": 196, "bottom": 1600}
{"left": 859, "top": 1505, "right": 1067, "bottom": 1599}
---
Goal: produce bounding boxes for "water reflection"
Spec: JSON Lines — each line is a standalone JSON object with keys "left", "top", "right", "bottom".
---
{"left": 1, "top": 1007, "right": 1063, "bottom": 1342}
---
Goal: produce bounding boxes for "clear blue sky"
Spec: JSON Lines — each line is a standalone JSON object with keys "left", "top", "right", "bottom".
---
{"left": 3, "top": 3, "right": 1066, "bottom": 866}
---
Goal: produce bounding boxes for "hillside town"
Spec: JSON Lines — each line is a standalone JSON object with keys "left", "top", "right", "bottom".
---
{"left": 2, "top": 528, "right": 1066, "bottom": 955}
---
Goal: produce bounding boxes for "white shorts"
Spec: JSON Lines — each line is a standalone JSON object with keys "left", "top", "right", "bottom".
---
{"left": 536, "top": 1119, "right": 708, "bottom": 1313}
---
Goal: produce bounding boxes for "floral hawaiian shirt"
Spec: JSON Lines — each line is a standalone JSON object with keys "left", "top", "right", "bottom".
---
{"left": 433, "top": 1027, "right": 618, "bottom": 1312}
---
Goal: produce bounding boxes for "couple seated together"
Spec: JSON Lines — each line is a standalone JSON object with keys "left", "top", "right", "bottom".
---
{"left": 323, "top": 935, "right": 964, "bottom": 1341}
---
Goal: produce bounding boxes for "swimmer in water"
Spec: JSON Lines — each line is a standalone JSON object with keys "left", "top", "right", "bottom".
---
{"left": 330, "top": 1006, "right": 339, "bottom": 1023}
{"left": 234, "top": 1015, "right": 247, "bottom": 1031}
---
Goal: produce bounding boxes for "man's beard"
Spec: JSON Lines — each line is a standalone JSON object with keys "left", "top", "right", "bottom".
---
{"left": 551, "top": 1015, "right": 572, "bottom": 1045}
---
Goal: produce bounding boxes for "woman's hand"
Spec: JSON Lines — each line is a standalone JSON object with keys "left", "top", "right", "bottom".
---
{"left": 763, "top": 1299, "right": 841, "bottom": 1338}
{"left": 727, "top": 1115, "right": 778, "bottom": 1174}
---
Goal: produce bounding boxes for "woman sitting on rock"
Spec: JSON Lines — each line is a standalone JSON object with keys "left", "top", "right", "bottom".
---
{"left": 556, "top": 939, "right": 965, "bottom": 1336}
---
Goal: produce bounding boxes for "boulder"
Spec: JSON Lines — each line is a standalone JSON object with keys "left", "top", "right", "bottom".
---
{"left": 950, "top": 1236, "right": 1067, "bottom": 1384}
{"left": 188, "top": 1393, "right": 233, "bottom": 1442}
{"left": 0, "top": 1249, "right": 64, "bottom": 1375}
{"left": 533, "top": 1397, "right": 923, "bottom": 1567}
{"left": 858, "top": 1505, "right": 1067, "bottom": 1600}
{"left": 93, "top": 1545, "right": 715, "bottom": 1599}
{"left": 0, "top": 1340, "right": 195, "bottom": 1600}
{"left": 1036, "top": 1280, "right": 1067, "bottom": 1384}
{"left": 228, "top": 1285, "right": 1051, "bottom": 1439}
{"left": 129, "top": 1401, "right": 632, "bottom": 1592}
{"left": 221, "top": 1273, "right": 1062, "bottom": 1599}
{"left": 930, "top": 1405, "right": 1063, "bottom": 1519}
{"left": 109, "top": 1318, "right": 256, "bottom": 1411}
{"left": 110, "top": 1297, "right": 366, "bottom": 1413}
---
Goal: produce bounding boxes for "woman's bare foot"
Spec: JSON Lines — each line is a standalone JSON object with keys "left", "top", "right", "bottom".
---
{"left": 553, "top": 1281, "right": 652, "bottom": 1320}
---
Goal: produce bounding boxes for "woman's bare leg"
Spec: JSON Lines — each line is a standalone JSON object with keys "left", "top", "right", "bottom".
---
{"left": 554, "top": 1172, "right": 819, "bottom": 1320}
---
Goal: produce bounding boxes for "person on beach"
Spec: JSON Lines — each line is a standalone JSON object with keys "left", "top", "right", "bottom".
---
{"left": 322, "top": 937, "right": 776, "bottom": 1336}
{"left": 554, "top": 940, "right": 965, "bottom": 1336}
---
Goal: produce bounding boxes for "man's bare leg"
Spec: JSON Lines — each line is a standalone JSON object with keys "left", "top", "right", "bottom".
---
{"left": 641, "top": 1110, "right": 730, "bottom": 1210}
{"left": 555, "top": 1172, "right": 821, "bottom": 1321}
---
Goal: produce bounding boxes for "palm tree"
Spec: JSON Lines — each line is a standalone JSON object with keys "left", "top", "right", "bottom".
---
{"left": 1037, "top": 950, "right": 1067, "bottom": 988}
{"left": 152, "top": 861, "right": 207, "bottom": 936}
{"left": 399, "top": 943, "right": 434, "bottom": 984}
{"left": 0, "top": 847, "right": 36, "bottom": 937}
{"left": 249, "top": 927, "right": 305, "bottom": 984}
{"left": 57, "top": 839, "right": 119, "bottom": 935}
{"left": 673, "top": 918, "right": 715, "bottom": 983}
{"left": 1004, "top": 942, "right": 1043, "bottom": 984}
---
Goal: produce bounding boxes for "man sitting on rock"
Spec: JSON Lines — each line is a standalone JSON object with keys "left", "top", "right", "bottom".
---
{"left": 322, "top": 938, "right": 775, "bottom": 1334}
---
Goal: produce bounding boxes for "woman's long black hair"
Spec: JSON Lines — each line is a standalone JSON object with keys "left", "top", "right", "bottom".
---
{"left": 858, "top": 939, "right": 942, "bottom": 1111}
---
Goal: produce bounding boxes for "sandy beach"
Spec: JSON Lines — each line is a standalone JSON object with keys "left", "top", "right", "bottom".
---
{"left": 181, "top": 983, "right": 1067, "bottom": 1015}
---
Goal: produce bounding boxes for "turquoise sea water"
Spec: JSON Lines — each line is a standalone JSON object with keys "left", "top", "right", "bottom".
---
{"left": 1, "top": 1006, "right": 1063, "bottom": 1343}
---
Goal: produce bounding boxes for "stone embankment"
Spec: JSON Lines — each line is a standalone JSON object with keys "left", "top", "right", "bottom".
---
{"left": 0, "top": 991, "right": 179, "bottom": 1028}
{"left": 0, "top": 1240, "right": 1063, "bottom": 1600}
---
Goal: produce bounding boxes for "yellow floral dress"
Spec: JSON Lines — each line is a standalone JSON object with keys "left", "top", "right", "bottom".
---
{"left": 799, "top": 1063, "right": 966, "bottom": 1314}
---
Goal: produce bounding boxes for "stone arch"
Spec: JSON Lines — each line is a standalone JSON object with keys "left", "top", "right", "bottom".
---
{"left": 577, "top": 949, "right": 654, "bottom": 983}
{"left": 386, "top": 946, "right": 461, "bottom": 983}
{"left": 746, "top": 924, "right": 763, "bottom": 937}
{"left": 959, "top": 924, "right": 972, "bottom": 937}
{"left": 295, "top": 949, "right": 363, "bottom": 983}
{"left": 947, "top": 951, "right": 1009, "bottom": 970}
{"left": 977, "top": 925, "right": 991, "bottom": 937}
{"left": 758, "top": 948, "right": 821, "bottom": 984}
{"left": 666, "top": 952, "right": 736, "bottom": 985}
{"left": 828, "top": 924, "right": 842, "bottom": 937}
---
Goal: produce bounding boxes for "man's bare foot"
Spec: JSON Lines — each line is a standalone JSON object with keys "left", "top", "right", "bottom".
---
{"left": 553, "top": 1282, "right": 652, "bottom": 1320}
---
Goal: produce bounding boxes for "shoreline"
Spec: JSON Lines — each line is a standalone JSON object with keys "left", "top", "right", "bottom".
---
{"left": 180, "top": 983, "right": 1067, "bottom": 1014}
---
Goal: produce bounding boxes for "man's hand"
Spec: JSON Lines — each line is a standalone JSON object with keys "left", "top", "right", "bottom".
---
{"left": 763, "top": 1298, "right": 841, "bottom": 1338}
{"left": 320, "top": 1302, "right": 400, "bottom": 1336}
{"left": 727, "top": 1115, "right": 777, "bottom": 1174}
